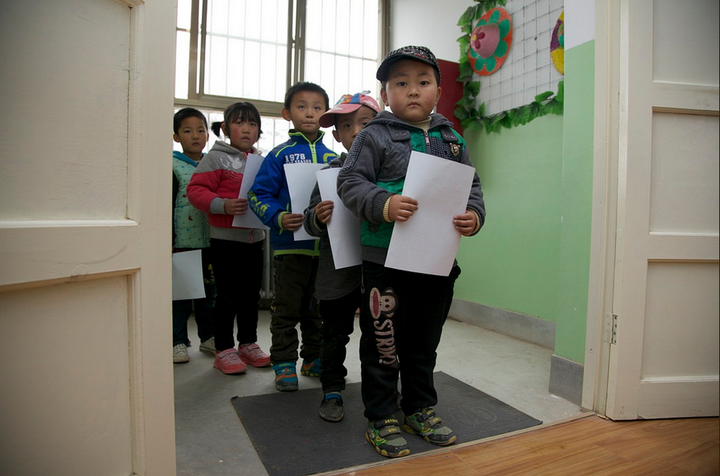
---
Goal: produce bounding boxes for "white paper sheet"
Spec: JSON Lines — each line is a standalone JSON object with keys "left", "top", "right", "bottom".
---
{"left": 316, "top": 167, "right": 362, "bottom": 269}
{"left": 232, "top": 154, "right": 269, "bottom": 230}
{"left": 285, "top": 162, "right": 325, "bottom": 241}
{"left": 172, "top": 250, "right": 206, "bottom": 301}
{"left": 385, "top": 151, "right": 476, "bottom": 276}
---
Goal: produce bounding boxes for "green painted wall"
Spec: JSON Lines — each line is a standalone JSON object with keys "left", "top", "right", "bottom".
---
{"left": 456, "top": 114, "right": 564, "bottom": 321}
{"left": 454, "top": 41, "right": 596, "bottom": 365}
{"left": 554, "top": 41, "right": 595, "bottom": 363}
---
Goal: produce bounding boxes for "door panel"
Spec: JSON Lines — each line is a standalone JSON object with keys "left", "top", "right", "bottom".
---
{"left": 604, "top": 0, "right": 719, "bottom": 420}
{"left": 0, "top": 0, "right": 177, "bottom": 474}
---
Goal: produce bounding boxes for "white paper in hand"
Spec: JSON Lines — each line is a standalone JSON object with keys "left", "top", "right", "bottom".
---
{"left": 172, "top": 250, "right": 206, "bottom": 300}
{"left": 285, "top": 162, "right": 325, "bottom": 241}
{"left": 385, "top": 151, "right": 475, "bottom": 276}
{"left": 316, "top": 167, "right": 362, "bottom": 269}
{"left": 232, "top": 154, "right": 269, "bottom": 230}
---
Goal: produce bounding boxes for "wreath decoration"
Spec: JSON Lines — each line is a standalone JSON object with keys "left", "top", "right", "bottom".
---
{"left": 468, "top": 7, "right": 513, "bottom": 76}
{"left": 551, "top": 11, "right": 565, "bottom": 74}
{"left": 456, "top": 0, "right": 564, "bottom": 133}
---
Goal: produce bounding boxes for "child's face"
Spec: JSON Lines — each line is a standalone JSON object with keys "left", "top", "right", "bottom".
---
{"left": 332, "top": 105, "right": 376, "bottom": 151}
{"left": 225, "top": 116, "right": 260, "bottom": 152}
{"left": 282, "top": 91, "right": 327, "bottom": 139}
{"left": 173, "top": 116, "right": 209, "bottom": 156}
{"left": 380, "top": 59, "right": 442, "bottom": 123}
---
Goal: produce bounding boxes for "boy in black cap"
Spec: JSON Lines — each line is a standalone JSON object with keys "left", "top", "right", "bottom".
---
{"left": 337, "top": 46, "right": 486, "bottom": 458}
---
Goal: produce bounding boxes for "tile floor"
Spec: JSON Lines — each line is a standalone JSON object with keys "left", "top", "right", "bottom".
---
{"left": 174, "top": 310, "right": 584, "bottom": 476}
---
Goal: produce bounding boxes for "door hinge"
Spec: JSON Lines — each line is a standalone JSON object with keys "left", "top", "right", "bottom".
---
{"left": 604, "top": 313, "right": 618, "bottom": 344}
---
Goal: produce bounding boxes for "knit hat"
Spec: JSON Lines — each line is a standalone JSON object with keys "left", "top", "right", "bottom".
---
{"left": 318, "top": 91, "right": 381, "bottom": 128}
{"left": 376, "top": 45, "right": 441, "bottom": 84}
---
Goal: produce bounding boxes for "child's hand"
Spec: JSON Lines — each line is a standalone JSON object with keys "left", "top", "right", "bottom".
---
{"left": 282, "top": 212, "right": 304, "bottom": 231}
{"left": 316, "top": 200, "right": 334, "bottom": 224}
{"left": 453, "top": 210, "right": 478, "bottom": 236}
{"left": 387, "top": 195, "right": 418, "bottom": 222}
{"left": 224, "top": 198, "right": 249, "bottom": 215}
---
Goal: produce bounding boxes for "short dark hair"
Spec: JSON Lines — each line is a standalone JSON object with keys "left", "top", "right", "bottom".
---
{"left": 284, "top": 81, "right": 330, "bottom": 110}
{"left": 211, "top": 101, "right": 263, "bottom": 138}
{"left": 173, "top": 107, "right": 208, "bottom": 134}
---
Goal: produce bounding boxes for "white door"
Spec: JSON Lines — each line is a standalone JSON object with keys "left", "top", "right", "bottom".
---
{"left": 0, "top": 0, "right": 177, "bottom": 474}
{"left": 597, "top": 0, "right": 719, "bottom": 420}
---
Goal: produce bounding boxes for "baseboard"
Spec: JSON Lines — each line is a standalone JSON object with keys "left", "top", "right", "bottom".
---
{"left": 549, "top": 353, "right": 584, "bottom": 405}
{"left": 448, "top": 299, "right": 584, "bottom": 406}
{"left": 448, "top": 299, "right": 556, "bottom": 349}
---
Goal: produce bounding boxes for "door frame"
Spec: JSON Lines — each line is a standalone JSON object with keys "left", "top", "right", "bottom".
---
{"left": 583, "top": 0, "right": 720, "bottom": 419}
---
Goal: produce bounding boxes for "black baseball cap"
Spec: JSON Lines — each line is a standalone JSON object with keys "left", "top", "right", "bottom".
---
{"left": 376, "top": 45, "right": 441, "bottom": 84}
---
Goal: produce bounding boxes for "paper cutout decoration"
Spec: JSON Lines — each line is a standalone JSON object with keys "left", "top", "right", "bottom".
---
{"left": 551, "top": 11, "right": 565, "bottom": 75}
{"left": 468, "top": 7, "right": 513, "bottom": 76}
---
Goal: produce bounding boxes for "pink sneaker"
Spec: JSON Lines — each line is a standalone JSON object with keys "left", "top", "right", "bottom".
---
{"left": 213, "top": 348, "right": 247, "bottom": 374}
{"left": 238, "top": 343, "right": 271, "bottom": 367}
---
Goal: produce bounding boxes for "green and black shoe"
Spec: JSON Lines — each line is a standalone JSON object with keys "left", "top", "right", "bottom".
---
{"left": 403, "top": 407, "right": 457, "bottom": 446}
{"left": 365, "top": 417, "right": 411, "bottom": 458}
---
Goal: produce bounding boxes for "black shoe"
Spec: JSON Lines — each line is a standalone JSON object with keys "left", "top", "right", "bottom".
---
{"left": 319, "top": 393, "right": 344, "bottom": 422}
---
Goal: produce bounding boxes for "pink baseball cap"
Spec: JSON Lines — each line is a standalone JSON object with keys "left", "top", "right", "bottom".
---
{"left": 319, "top": 91, "right": 381, "bottom": 128}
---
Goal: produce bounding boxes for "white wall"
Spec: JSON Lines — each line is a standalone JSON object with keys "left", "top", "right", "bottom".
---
{"left": 566, "top": 0, "right": 595, "bottom": 50}
{"left": 389, "top": 0, "right": 470, "bottom": 61}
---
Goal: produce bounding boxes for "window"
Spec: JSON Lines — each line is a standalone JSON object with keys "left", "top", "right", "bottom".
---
{"left": 174, "top": 0, "right": 387, "bottom": 153}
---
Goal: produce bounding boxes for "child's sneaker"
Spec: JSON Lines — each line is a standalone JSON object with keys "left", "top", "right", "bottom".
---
{"left": 319, "top": 393, "right": 344, "bottom": 422}
{"left": 213, "top": 348, "right": 247, "bottom": 374}
{"left": 366, "top": 418, "right": 410, "bottom": 458}
{"left": 300, "top": 358, "right": 322, "bottom": 377}
{"left": 402, "top": 407, "right": 456, "bottom": 446}
{"left": 173, "top": 344, "right": 190, "bottom": 363}
{"left": 272, "top": 362, "right": 298, "bottom": 392}
{"left": 199, "top": 337, "right": 216, "bottom": 355}
{"left": 237, "top": 343, "right": 271, "bottom": 367}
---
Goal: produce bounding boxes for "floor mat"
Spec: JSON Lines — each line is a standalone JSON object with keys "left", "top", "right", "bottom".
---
{"left": 231, "top": 371, "right": 542, "bottom": 476}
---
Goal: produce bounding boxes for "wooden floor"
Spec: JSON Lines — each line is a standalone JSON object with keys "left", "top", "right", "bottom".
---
{"left": 332, "top": 414, "right": 719, "bottom": 476}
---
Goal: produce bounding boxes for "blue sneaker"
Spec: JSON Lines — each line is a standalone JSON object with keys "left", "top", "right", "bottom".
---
{"left": 272, "top": 362, "right": 298, "bottom": 392}
{"left": 300, "top": 358, "right": 322, "bottom": 377}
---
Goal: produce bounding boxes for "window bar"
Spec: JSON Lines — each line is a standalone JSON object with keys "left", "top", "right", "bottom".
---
{"left": 293, "top": 0, "right": 307, "bottom": 85}
{"left": 198, "top": 0, "right": 208, "bottom": 98}
{"left": 186, "top": 0, "right": 201, "bottom": 99}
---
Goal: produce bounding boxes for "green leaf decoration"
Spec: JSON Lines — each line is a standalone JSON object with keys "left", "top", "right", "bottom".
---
{"left": 456, "top": 1, "right": 563, "bottom": 134}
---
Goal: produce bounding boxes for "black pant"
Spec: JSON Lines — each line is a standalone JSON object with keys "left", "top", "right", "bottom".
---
{"left": 319, "top": 286, "right": 361, "bottom": 393}
{"left": 270, "top": 254, "right": 321, "bottom": 364}
{"left": 359, "top": 261, "right": 460, "bottom": 421}
{"left": 210, "top": 238, "right": 264, "bottom": 352}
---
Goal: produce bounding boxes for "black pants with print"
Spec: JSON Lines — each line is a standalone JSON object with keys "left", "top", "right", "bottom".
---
{"left": 270, "top": 254, "right": 321, "bottom": 364}
{"left": 319, "top": 286, "right": 361, "bottom": 393}
{"left": 359, "top": 260, "right": 460, "bottom": 421}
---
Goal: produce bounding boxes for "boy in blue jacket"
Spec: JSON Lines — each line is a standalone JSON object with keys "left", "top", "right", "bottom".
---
{"left": 248, "top": 81, "right": 338, "bottom": 392}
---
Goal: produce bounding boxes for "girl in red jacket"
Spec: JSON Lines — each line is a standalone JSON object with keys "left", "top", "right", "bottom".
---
{"left": 187, "top": 102, "right": 270, "bottom": 374}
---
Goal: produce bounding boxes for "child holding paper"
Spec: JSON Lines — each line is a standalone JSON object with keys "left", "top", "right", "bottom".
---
{"left": 303, "top": 91, "right": 380, "bottom": 421}
{"left": 337, "top": 46, "right": 486, "bottom": 457}
{"left": 248, "top": 82, "right": 338, "bottom": 392}
{"left": 187, "top": 101, "right": 271, "bottom": 375}
{"left": 172, "top": 107, "right": 215, "bottom": 364}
